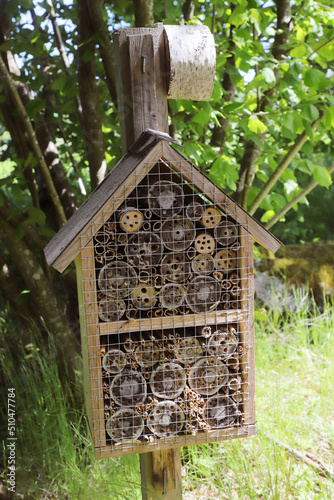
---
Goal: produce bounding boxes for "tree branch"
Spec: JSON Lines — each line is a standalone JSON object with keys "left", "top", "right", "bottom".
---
{"left": 265, "top": 163, "right": 334, "bottom": 230}
{"left": 78, "top": 0, "right": 107, "bottom": 190}
{"left": 248, "top": 111, "right": 324, "bottom": 215}
{"left": 85, "top": 0, "right": 118, "bottom": 104}
{"left": 182, "top": 0, "right": 195, "bottom": 21}
{"left": 133, "top": 0, "right": 154, "bottom": 27}
{"left": 0, "top": 55, "right": 67, "bottom": 226}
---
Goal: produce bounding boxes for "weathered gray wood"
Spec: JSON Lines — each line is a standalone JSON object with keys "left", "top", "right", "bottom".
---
{"left": 113, "top": 24, "right": 168, "bottom": 153}
{"left": 164, "top": 25, "right": 216, "bottom": 101}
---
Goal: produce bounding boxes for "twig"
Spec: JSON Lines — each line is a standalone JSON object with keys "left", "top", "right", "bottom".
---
{"left": 248, "top": 110, "right": 324, "bottom": 215}
{"left": 0, "top": 56, "right": 67, "bottom": 227}
{"left": 259, "top": 429, "right": 334, "bottom": 481}
{"left": 265, "top": 163, "right": 334, "bottom": 230}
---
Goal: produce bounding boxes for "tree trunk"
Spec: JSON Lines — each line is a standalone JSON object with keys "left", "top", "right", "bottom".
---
{"left": 0, "top": 214, "right": 78, "bottom": 383}
{"left": 133, "top": 0, "right": 154, "bottom": 27}
{"left": 78, "top": 0, "right": 107, "bottom": 190}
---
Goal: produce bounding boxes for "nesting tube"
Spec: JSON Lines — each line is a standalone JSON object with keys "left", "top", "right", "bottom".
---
{"left": 147, "top": 401, "right": 185, "bottom": 438}
{"left": 175, "top": 337, "right": 203, "bottom": 365}
{"left": 106, "top": 409, "right": 144, "bottom": 442}
{"left": 131, "top": 283, "right": 157, "bottom": 310}
{"left": 197, "top": 325, "right": 212, "bottom": 338}
{"left": 161, "top": 253, "right": 190, "bottom": 283}
{"left": 186, "top": 201, "right": 204, "bottom": 221}
{"left": 199, "top": 206, "right": 222, "bottom": 228}
{"left": 214, "top": 220, "right": 238, "bottom": 246}
{"left": 110, "top": 369, "right": 147, "bottom": 406}
{"left": 161, "top": 217, "right": 195, "bottom": 252}
{"left": 119, "top": 208, "right": 144, "bottom": 233}
{"left": 185, "top": 275, "right": 220, "bottom": 313}
{"left": 148, "top": 180, "right": 184, "bottom": 219}
{"left": 127, "top": 232, "right": 163, "bottom": 268}
{"left": 188, "top": 357, "right": 228, "bottom": 396}
{"left": 203, "top": 395, "right": 238, "bottom": 428}
{"left": 134, "top": 341, "right": 160, "bottom": 368}
{"left": 102, "top": 349, "right": 127, "bottom": 374}
{"left": 214, "top": 249, "right": 237, "bottom": 272}
{"left": 98, "top": 298, "right": 126, "bottom": 322}
{"left": 191, "top": 253, "right": 214, "bottom": 275}
{"left": 98, "top": 261, "right": 137, "bottom": 298}
{"left": 207, "top": 329, "right": 238, "bottom": 359}
{"left": 150, "top": 362, "right": 186, "bottom": 399}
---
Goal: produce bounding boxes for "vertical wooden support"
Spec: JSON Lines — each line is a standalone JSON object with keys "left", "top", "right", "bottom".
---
{"left": 140, "top": 449, "right": 183, "bottom": 499}
{"left": 81, "top": 244, "right": 106, "bottom": 450}
{"left": 113, "top": 23, "right": 168, "bottom": 153}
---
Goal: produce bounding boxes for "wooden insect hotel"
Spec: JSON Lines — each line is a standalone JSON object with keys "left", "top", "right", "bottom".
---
{"left": 44, "top": 23, "right": 282, "bottom": 497}
{"left": 45, "top": 128, "right": 282, "bottom": 459}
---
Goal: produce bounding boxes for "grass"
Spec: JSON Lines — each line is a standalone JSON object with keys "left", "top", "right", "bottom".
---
{"left": 1, "top": 291, "right": 333, "bottom": 499}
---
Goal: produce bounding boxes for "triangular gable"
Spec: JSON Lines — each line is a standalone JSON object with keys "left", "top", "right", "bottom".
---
{"left": 44, "top": 130, "right": 282, "bottom": 273}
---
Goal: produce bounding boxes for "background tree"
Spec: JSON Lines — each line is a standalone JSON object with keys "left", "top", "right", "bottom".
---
{"left": 0, "top": 0, "right": 333, "bottom": 373}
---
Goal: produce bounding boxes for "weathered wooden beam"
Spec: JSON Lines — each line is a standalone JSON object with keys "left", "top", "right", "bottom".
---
{"left": 113, "top": 24, "right": 168, "bottom": 153}
{"left": 140, "top": 449, "right": 182, "bottom": 500}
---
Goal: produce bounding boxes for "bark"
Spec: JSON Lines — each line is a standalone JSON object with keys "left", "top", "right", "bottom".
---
{"left": 235, "top": 0, "right": 293, "bottom": 207}
{"left": 211, "top": 6, "right": 236, "bottom": 150}
{"left": 182, "top": 0, "right": 195, "bottom": 21}
{"left": 0, "top": 256, "right": 42, "bottom": 332}
{"left": 0, "top": 214, "right": 78, "bottom": 382}
{"left": 133, "top": 0, "right": 154, "bottom": 27}
{"left": 77, "top": 0, "right": 107, "bottom": 190}
{"left": 85, "top": 0, "right": 117, "bottom": 104}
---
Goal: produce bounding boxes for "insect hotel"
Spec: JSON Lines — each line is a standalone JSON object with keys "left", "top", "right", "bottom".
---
{"left": 44, "top": 23, "right": 282, "bottom": 497}
{"left": 45, "top": 128, "right": 281, "bottom": 459}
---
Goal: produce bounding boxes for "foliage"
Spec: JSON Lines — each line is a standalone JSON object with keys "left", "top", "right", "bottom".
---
{"left": 1, "top": 294, "right": 333, "bottom": 498}
{"left": 0, "top": 0, "right": 334, "bottom": 370}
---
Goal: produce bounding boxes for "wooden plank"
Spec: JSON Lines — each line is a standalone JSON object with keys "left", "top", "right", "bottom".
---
{"left": 46, "top": 140, "right": 163, "bottom": 272}
{"left": 140, "top": 449, "right": 182, "bottom": 499}
{"left": 129, "top": 34, "right": 158, "bottom": 144}
{"left": 95, "top": 424, "right": 257, "bottom": 459}
{"left": 113, "top": 24, "right": 168, "bottom": 153}
{"left": 99, "top": 310, "right": 244, "bottom": 336}
{"left": 238, "top": 228, "right": 256, "bottom": 427}
{"left": 161, "top": 142, "right": 283, "bottom": 254}
{"left": 82, "top": 245, "right": 106, "bottom": 449}
{"left": 75, "top": 254, "right": 93, "bottom": 441}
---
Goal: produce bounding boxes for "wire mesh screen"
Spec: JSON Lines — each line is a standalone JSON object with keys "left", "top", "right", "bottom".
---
{"left": 81, "top": 160, "right": 254, "bottom": 457}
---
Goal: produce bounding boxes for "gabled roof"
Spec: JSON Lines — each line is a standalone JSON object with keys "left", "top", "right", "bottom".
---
{"left": 44, "top": 130, "right": 282, "bottom": 273}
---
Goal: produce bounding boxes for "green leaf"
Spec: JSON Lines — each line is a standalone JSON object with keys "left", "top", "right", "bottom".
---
{"left": 324, "top": 106, "right": 334, "bottom": 130}
{"left": 284, "top": 179, "right": 298, "bottom": 195}
{"left": 300, "top": 103, "right": 319, "bottom": 122}
{"left": 28, "top": 207, "right": 46, "bottom": 226}
{"left": 304, "top": 68, "right": 326, "bottom": 90}
{"left": 313, "top": 166, "right": 333, "bottom": 188}
{"left": 192, "top": 109, "right": 210, "bottom": 125}
{"left": 248, "top": 116, "right": 267, "bottom": 134}
{"left": 261, "top": 210, "right": 275, "bottom": 223}
{"left": 290, "top": 44, "right": 307, "bottom": 58}
{"left": 229, "top": 5, "right": 246, "bottom": 27}
{"left": 25, "top": 98, "right": 46, "bottom": 119}
{"left": 297, "top": 159, "right": 314, "bottom": 175}
{"left": 51, "top": 75, "right": 67, "bottom": 91}
{"left": 262, "top": 67, "right": 276, "bottom": 85}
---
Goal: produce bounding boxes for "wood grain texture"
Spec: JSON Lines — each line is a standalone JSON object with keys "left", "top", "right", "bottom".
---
{"left": 113, "top": 24, "right": 168, "bottom": 153}
{"left": 95, "top": 424, "right": 257, "bottom": 459}
{"left": 161, "top": 142, "right": 283, "bottom": 254}
{"left": 99, "top": 309, "right": 244, "bottom": 335}
{"left": 140, "top": 449, "right": 182, "bottom": 499}
{"left": 82, "top": 245, "right": 106, "bottom": 449}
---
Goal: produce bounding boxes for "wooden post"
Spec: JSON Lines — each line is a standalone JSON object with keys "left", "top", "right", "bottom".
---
{"left": 114, "top": 23, "right": 183, "bottom": 499}
{"left": 140, "top": 448, "right": 183, "bottom": 499}
{"left": 113, "top": 24, "right": 168, "bottom": 153}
